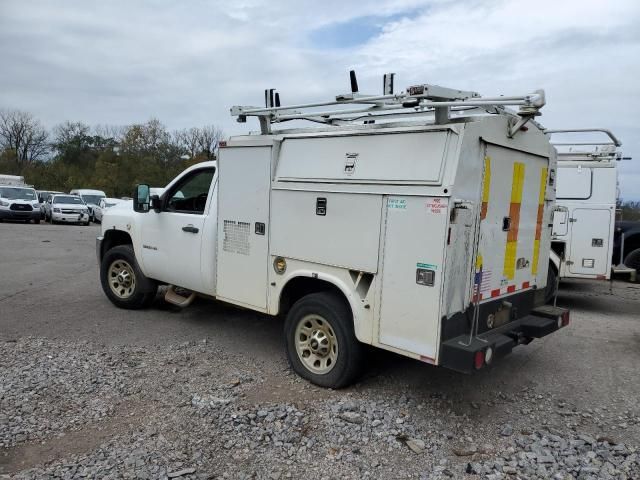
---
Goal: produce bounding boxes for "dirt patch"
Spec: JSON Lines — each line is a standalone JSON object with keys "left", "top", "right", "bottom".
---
{"left": 0, "top": 401, "right": 148, "bottom": 475}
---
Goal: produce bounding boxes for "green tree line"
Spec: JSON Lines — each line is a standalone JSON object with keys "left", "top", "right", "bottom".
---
{"left": 618, "top": 200, "right": 640, "bottom": 221}
{"left": 0, "top": 109, "right": 224, "bottom": 198}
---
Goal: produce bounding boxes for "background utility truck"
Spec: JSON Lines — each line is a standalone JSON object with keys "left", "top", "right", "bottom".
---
{"left": 546, "top": 129, "right": 630, "bottom": 284}
{"left": 97, "top": 72, "right": 569, "bottom": 388}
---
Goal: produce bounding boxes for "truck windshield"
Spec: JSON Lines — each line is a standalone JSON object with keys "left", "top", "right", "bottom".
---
{"left": 54, "top": 196, "right": 83, "bottom": 204}
{"left": 0, "top": 187, "right": 36, "bottom": 200}
{"left": 82, "top": 195, "right": 104, "bottom": 205}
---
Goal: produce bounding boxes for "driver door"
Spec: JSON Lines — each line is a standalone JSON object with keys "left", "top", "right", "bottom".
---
{"left": 138, "top": 167, "right": 216, "bottom": 292}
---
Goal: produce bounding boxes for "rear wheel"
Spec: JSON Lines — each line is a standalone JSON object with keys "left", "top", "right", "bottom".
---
{"left": 100, "top": 245, "right": 157, "bottom": 309}
{"left": 284, "top": 292, "right": 364, "bottom": 388}
{"left": 624, "top": 248, "right": 640, "bottom": 274}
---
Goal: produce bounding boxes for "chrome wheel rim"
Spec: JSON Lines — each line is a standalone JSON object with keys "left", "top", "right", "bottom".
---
{"left": 108, "top": 259, "right": 136, "bottom": 299}
{"left": 295, "top": 314, "right": 338, "bottom": 374}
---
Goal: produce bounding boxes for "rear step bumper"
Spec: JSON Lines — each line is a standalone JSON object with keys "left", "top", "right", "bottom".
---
{"left": 439, "top": 305, "right": 570, "bottom": 374}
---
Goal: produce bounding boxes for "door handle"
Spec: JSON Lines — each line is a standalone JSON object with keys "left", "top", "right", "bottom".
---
{"left": 182, "top": 225, "right": 199, "bottom": 234}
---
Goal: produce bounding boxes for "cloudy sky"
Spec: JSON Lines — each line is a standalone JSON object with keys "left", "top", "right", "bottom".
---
{"left": 1, "top": 0, "right": 638, "bottom": 199}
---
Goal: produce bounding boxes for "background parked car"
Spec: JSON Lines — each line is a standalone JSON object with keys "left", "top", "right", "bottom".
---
{"left": 0, "top": 185, "right": 41, "bottom": 223}
{"left": 70, "top": 189, "right": 106, "bottom": 222}
{"left": 93, "top": 197, "right": 126, "bottom": 223}
{"left": 37, "top": 190, "right": 63, "bottom": 218}
{"left": 44, "top": 194, "right": 90, "bottom": 225}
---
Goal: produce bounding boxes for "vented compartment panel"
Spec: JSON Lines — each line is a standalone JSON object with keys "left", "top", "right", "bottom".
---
{"left": 222, "top": 220, "right": 251, "bottom": 256}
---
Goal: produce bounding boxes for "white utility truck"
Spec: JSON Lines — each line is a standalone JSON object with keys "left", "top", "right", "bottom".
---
{"left": 547, "top": 129, "right": 626, "bottom": 284}
{"left": 0, "top": 174, "right": 25, "bottom": 186}
{"left": 97, "top": 73, "right": 569, "bottom": 388}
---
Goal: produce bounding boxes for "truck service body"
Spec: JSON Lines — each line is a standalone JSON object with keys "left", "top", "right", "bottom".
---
{"left": 547, "top": 129, "right": 624, "bottom": 282}
{"left": 97, "top": 75, "right": 569, "bottom": 387}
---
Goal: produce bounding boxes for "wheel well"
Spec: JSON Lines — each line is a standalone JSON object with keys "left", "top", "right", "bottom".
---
{"left": 548, "top": 258, "right": 558, "bottom": 275}
{"left": 551, "top": 241, "right": 565, "bottom": 259}
{"left": 100, "top": 229, "right": 133, "bottom": 262}
{"left": 279, "top": 277, "right": 352, "bottom": 317}
{"left": 623, "top": 234, "right": 640, "bottom": 258}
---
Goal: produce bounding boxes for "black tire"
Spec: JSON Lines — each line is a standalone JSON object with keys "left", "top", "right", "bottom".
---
{"left": 84, "top": 221, "right": 90, "bottom": 226}
{"left": 284, "top": 291, "right": 364, "bottom": 389}
{"left": 33, "top": 218, "right": 40, "bottom": 224}
{"left": 100, "top": 245, "right": 157, "bottom": 309}
{"left": 544, "top": 263, "right": 558, "bottom": 304}
{"left": 624, "top": 248, "right": 640, "bottom": 274}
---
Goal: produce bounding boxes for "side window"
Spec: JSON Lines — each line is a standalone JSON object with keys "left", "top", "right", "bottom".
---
{"left": 165, "top": 168, "right": 215, "bottom": 214}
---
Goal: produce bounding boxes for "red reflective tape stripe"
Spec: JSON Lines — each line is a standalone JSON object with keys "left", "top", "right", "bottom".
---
{"left": 420, "top": 355, "right": 435, "bottom": 364}
{"left": 491, "top": 289, "right": 501, "bottom": 297}
{"left": 507, "top": 285, "right": 516, "bottom": 293}
{"left": 522, "top": 281, "right": 530, "bottom": 289}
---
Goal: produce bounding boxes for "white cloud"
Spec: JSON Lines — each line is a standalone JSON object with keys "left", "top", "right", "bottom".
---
{"left": 0, "top": 0, "right": 638, "bottom": 198}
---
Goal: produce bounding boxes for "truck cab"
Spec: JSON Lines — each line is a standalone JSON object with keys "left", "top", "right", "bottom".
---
{"left": 97, "top": 73, "right": 569, "bottom": 388}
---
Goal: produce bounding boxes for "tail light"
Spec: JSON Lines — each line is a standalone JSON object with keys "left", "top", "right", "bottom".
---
{"left": 474, "top": 350, "right": 485, "bottom": 370}
{"left": 557, "top": 311, "right": 570, "bottom": 328}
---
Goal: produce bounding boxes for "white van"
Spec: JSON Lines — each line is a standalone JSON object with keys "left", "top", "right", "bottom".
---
{"left": 70, "top": 189, "right": 106, "bottom": 222}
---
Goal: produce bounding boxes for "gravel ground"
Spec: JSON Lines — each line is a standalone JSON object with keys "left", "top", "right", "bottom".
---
{"left": 1, "top": 222, "right": 640, "bottom": 479}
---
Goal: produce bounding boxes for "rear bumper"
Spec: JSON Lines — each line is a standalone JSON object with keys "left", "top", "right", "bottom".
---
{"left": 440, "top": 305, "right": 570, "bottom": 373}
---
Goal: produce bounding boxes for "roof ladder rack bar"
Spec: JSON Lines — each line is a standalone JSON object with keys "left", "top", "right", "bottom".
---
{"left": 231, "top": 71, "right": 546, "bottom": 135}
{"left": 545, "top": 128, "right": 622, "bottom": 147}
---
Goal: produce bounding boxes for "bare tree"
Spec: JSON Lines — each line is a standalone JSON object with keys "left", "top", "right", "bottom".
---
{"left": 0, "top": 109, "right": 49, "bottom": 165}
{"left": 197, "top": 125, "right": 224, "bottom": 160}
{"left": 52, "top": 121, "right": 90, "bottom": 151}
{"left": 93, "top": 124, "right": 127, "bottom": 144}
{"left": 173, "top": 125, "right": 224, "bottom": 161}
{"left": 173, "top": 127, "right": 199, "bottom": 160}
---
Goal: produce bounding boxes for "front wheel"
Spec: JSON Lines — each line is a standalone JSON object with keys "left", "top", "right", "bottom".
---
{"left": 284, "top": 292, "right": 364, "bottom": 389}
{"left": 100, "top": 245, "right": 157, "bottom": 309}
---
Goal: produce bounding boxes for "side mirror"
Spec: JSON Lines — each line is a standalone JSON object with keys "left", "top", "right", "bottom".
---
{"left": 133, "top": 184, "right": 151, "bottom": 213}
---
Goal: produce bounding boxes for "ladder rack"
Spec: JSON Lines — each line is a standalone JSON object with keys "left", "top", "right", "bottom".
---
{"left": 546, "top": 128, "right": 630, "bottom": 162}
{"left": 230, "top": 71, "right": 546, "bottom": 136}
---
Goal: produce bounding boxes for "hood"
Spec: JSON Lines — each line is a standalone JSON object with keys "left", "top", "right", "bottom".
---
{"left": 3, "top": 198, "right": 39, "bottom": 206}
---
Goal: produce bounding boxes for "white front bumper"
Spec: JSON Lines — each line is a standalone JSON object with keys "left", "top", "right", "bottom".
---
{"left": 52, "top": 212, "right": 89, "bottom": 223}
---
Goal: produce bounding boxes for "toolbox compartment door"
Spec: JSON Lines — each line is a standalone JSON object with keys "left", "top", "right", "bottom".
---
{"left": 378, "top": 195, "right": 447, "bottom": 360}
{"left": 216, "top": 146, "right": 271, "bottom": 310}
{"left": 568, "top": 208, "right": 611, "bottom": 276}
{"left": 276, "top": 131, "right": 450, "bottom": 185}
